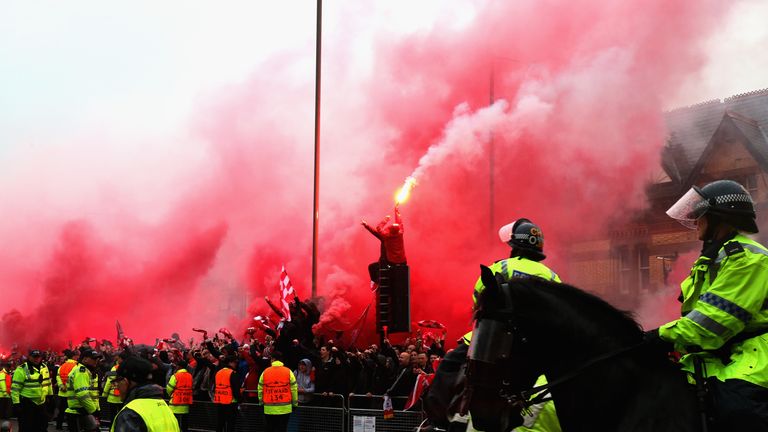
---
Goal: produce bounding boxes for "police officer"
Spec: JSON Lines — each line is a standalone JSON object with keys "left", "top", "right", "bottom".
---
{"left": 55, "top": 349, "right": 78, "bottom": 430}
{"left": 101, "top": 352, "right": 127, "bottom": 423}
{"left": 258, "top": 351, "right": 298, "bottom": 432}
{"left": 10, "top": 349, "right": 53, "bottom": 432}
{"left": 213, "top": 356, "right": 240, "bottom": 432}
{"left": 0, "top": 357, "right": 12, "bottom": 432}
{"left": 111, "top": 356, "right": 179, "bottom": 432}
{"left": 651, "top": 179, "right": 768, "bottom": 429}
{"left": 166, "top": 360, "right": 193, "bottom": 432}
{"left": 461, "top": 218, "right": 561, "bottom": 344}
{"left": 473, "top": 218, "right": 562, "bottom": 432}
{"left": 65, "top": 349, "right": 101, "bottom": 432}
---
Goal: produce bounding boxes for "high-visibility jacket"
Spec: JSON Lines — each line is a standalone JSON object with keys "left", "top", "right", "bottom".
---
{"left": 166, "top": 369, "right": 193, "bottom": 414}
{"left": 512, "top": 376, "right": 562, "bottom": 432}
{"left": 213, "top": 368, "right": 235, "bottom": 404}
{"left": 473, "top": 256, "right": 561, "bottom": 303}
{"left": 0, "top": 368, "right": 10, "bottom": 399}
{"left": 660, "top": 234, "right": 768, "bottom": 388}
{"left": 65, "top": 365, "right": 99, "bottom": 414}
{"left": 101, "top": 364, "right": 122, "bottom": 404}
{"left": 10, "top": 362, "right": 52, "bottom": 405}
{"left": 56, "top": 359, "right": 78, "bottom": 397}
{"left": 258, "top": 361, "right": 298, "bottom": 415}
{"left": 464, "top": 256, "right": 561, "bottom": 343}
{"left": 110, "top": 398, "right": 180, "bottom": 432}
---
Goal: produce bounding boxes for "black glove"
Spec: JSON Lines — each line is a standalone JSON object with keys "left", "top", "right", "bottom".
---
{"left": 643, "top": 328, "right": 675, "bottom": 356}
{"left": 12, "top": 403, "right": 20, "bottom": 417}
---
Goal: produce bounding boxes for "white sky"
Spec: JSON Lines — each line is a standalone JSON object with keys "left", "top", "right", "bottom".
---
{"left": 669, "top": 0, "right": 768, "bottom": 108}
{"left": 0, "top": 0, "right": 766, "bottom": 163}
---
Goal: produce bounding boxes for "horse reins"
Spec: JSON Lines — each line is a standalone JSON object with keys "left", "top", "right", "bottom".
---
{"left": 508, "top": 341, "right": 646, "bottom": 409}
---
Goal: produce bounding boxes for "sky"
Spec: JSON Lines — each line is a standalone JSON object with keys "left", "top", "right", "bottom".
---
{"left": 1, "top": 0, "right": 767, "bottom": 350}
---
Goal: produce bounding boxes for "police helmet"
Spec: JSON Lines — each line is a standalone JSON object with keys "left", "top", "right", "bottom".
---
{"left": 497, "top": 218, "right": 545, "bottom": 261}
{"left": 79, "top": 349, "right": 102, "bottom": 361}
{"left": 667, "top": 180, "right": 757, "bottom": 233}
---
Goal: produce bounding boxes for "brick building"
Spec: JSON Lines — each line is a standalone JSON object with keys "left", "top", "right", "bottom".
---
{"left": 568, "top": 89, "right": 768, "bottom": 309}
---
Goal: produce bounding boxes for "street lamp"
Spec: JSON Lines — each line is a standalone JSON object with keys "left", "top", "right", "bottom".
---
{"left": 655, "top": 252, "right": 678, "bottom": 285}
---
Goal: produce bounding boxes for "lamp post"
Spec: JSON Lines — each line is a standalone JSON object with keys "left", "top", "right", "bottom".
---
{"left": 311, "top": 0, "right": 322, "bottom": 298}
{"left": 655, "top": 252, "right": 678, "bottom": 285}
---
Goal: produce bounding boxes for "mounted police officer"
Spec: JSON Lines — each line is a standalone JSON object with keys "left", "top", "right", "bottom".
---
{"left": 654, "top": 179, "right": 768, "bottom": 430}
{"left": 425, "top": 218, "right": 562, "bottom": 432}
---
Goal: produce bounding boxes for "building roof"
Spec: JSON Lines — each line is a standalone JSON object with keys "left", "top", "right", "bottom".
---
{"left": 661, "top": 89, "right": 768, "bottom": 185}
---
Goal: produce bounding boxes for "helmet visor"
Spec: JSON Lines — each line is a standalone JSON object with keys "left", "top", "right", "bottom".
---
{"left": 498, "top": 222, "right": 515, "bottom": 245}
{"left": 666, "top": 187, "right": 708, "bottom": 229}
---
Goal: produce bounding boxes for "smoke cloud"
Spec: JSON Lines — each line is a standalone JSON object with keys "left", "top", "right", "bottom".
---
{"left": 0, "top": 0, "right": 740, "bottom": 350}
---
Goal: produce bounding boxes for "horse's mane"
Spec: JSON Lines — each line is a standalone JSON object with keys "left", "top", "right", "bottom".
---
{"left": 506, "top": 277, "right": 644, "bottom": 342}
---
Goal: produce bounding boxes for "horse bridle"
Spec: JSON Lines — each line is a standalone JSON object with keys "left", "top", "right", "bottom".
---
{"left": 468, "top": 278, "right": 645, "bottom": 415}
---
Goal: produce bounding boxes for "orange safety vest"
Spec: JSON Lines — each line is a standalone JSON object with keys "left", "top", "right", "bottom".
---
{"left": 261, "top": 366, "right": 291, "bottom": 405}
{"left": 59, "top": 361, "right": 77, "bottom": 390}
{"left": 171, "top": 370, "right": 193, "bottom": 405}
{"left": 3, "top": 370, "right": 10, "bottom": 395}
{"left": 213, "top": 368, "right": 234, "bottom": 404}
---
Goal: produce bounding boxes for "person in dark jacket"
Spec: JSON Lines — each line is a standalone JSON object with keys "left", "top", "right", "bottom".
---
{"left": 111, "top": 356, "right": 179, "bottom": 432}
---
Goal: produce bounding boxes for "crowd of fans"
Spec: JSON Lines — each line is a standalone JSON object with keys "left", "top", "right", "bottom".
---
{"left": 0, "top": 297, "right": 448, "bottom": 419}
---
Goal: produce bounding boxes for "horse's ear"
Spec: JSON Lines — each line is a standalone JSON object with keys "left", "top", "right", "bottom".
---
{"left": 480, "top": 265, "right": 498, "bottom": 293}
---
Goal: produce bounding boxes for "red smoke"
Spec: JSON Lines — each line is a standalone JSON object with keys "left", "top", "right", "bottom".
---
{"left": 0, "top": 0, "right": 735, "bottom": 351}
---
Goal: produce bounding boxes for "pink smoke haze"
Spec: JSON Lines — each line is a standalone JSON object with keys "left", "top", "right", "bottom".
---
{"left": 0, "top": 0, "right": 737, "bottom": 351}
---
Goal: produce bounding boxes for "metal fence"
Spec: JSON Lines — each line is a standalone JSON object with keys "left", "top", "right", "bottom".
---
{"left": 97, "top": 394, "right": 421, "bottom": 432}
{"left": 348, "top": 395, "right": 425, "bottom": 432}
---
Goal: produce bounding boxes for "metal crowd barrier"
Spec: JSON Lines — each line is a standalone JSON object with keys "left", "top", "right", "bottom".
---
{"left": 348, "top": 394, "right": 425, "bottom": 432}
{"left": 97, "top": 392, "right": 424, "bottom": 432}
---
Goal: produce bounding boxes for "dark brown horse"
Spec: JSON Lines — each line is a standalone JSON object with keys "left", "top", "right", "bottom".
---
{"left": 465, "top": 265, "right": 703, "bottom": 432}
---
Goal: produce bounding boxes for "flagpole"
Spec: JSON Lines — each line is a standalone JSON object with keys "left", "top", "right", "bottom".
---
{"left": 311, "top": 0, "right": 322, "bottom": 298}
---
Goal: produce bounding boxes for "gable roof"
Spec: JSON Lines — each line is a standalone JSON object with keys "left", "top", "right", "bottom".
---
{"left": 661, "top": 89, "right": 768, "bottom": 184}
{"left": 684, "top": 110, "right": 768, "bottom": 185}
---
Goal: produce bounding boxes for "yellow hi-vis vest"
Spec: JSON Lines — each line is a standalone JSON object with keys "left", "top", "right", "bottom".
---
{"left": 464, "top": 256, "right": 561, "bottom": 343}
{"left": 102, "top": 364, "right": 122, "bottom": 404}
{"left": 110, "top": 398, "right": 180, "bottom": 432}
{"left": 11, "top": 362, "right": 52, "bottom": 405}
{"left": 65, "top": 366, "right": 100, "bottom": 414}
{"left": 0, "top": 368, "right": 10, "bottom": 398}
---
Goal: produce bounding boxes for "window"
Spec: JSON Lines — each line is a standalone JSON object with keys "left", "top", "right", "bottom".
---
{"left": 637, "top": 244, "right": 650, "bottom": 292}
{"left": 745, "top": 174, "right": 758, "bottom": 193}
{"left": 616, "top": 246, "right": 631, "bottom": 295}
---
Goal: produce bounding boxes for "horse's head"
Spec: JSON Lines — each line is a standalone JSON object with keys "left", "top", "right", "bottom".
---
{"left": 464, "top": 265, "right": 543, "bottom": 432}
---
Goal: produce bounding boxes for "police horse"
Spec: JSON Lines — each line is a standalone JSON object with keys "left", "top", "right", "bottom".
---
{"left": 463, "top": 265, "right": 704, "bottom": 432}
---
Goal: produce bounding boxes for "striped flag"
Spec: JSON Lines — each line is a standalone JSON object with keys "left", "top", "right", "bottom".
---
{"left": 280, "top": 265, "right": 297, "bottom": 321}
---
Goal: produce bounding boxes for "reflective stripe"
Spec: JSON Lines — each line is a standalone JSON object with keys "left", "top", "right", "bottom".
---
{"left": 500, "top": 259, "right": 508, "bottom": 276}
{"left": 550, "top": 270, "right": 557, "bottom": 281}
{"left": 699, "top": 292, "right": 752, "bottom": 324}
{"left": 715, "top": 242, "right": 768, "bottom": 264}
{"left": 686, "top": 310, "right": 731, "bottom": 337}
{"left": 265, "top": 401, "right": 293, "bottom": 406}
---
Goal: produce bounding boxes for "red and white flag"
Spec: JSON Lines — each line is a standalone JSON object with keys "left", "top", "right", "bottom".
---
{"left": 280, "top": 265, "right": 297, "bottom": 321}
{"left": 404, "top": 372, "right": 435, "bottom": 410}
